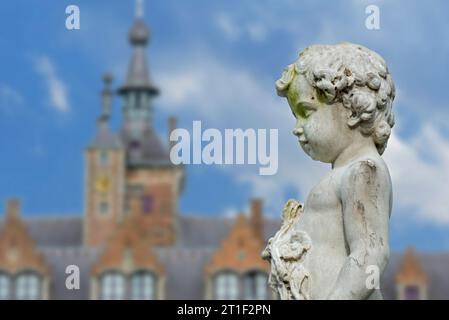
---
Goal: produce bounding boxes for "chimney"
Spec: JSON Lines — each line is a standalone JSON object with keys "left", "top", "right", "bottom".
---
{"left": 168, "top": 116, "right": 177, "bottom": 150}
{"left": 250, "top": 198, "right": 263, "bottom": 240}
{"left": 6, "top": 198, "right": 20, "bottom": 218}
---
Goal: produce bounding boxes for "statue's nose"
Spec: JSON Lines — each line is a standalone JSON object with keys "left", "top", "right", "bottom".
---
{"left": 292, "top": 127, "right": 304, "bottom": 137}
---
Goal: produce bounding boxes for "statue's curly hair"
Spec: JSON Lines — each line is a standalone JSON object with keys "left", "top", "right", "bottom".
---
{"left": 276, "top": 43, "right": 395, "bottom": 155}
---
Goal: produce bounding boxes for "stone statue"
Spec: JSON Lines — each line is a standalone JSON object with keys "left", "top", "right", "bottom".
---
{"left": 263, "top": 43, "right": 395, "bottom": 300}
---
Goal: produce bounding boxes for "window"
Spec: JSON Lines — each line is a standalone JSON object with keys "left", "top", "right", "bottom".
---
{"left": 404, "top": 285, "right": 420, "bottom": 300}
{"left": 243, "top": 271, "right": 268, "bottom": 300}
{"left": 100, "top": 272, "right": 126, "bottom": 300}
{"left": 128, "top": 93, "right": 136, "bottom": 109}
{"left": 131, "top": 271, "right": 156, "bottom": 300}
{"left": 126, "top": 185, "right": 144, "bottom": 214}
{"left": 130, "top": 140, "right": 141, "bottom": 150}
{"left": 100, "top": 271, "right": 158, "bottom": 300}
{"left": 99, "top": 201, "right": 109, "bottom": 214}
{"left": 0, "top": 272, "right": 11, "bottom": 300}
{"left": 135, "top": 93, "right": 142, "bottom": 109}
{"left": 129, "top": 140, "right": 141, "bottom": 158}
{"left": 99, "top": 151, "right": 109, "bottom": 166}
{"left": 142, "top": 195, "right": 154, "bottom": 214}
{"left": 16, "top": 272, "right": 41, "bottom": 300}
{"left": 214, "top": 271, "right": 239, "bottom": 300}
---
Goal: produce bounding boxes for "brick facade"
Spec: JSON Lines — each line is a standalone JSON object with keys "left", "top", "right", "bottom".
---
{"left": 205, "top": 214, "right": 269, "bottom": 275}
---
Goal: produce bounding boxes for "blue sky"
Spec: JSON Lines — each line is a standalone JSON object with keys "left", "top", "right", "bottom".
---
{"left": 1, "top": 0, "right": 449, "bottom": 252}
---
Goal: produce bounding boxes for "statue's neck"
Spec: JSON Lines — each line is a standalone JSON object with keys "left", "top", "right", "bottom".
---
{"left": 332, "top": 137, "right": 377, "bottom": 169}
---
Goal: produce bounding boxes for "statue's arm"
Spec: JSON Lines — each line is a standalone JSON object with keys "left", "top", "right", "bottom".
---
{"left": 327, "top": 160, "right": 390, "bottom": 300}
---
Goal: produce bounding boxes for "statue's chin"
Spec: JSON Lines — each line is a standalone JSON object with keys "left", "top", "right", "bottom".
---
{"left": 300, "top": 143, "right": 317, "bottom": 160}
{"left": 301, "top": 144, "right": 331, "bottom": 163}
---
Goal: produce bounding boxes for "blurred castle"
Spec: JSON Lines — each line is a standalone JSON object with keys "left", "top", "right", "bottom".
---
{"left": 0, "top": 6, "right": 448, "bottom": 300}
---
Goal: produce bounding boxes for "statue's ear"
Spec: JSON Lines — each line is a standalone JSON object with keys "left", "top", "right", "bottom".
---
{"left": 315, "top": 87, "right": 328, "bottom": 103}
{"left": 347, "top": 116, "right": 360, "bottom": 128}
{"left": 346, "top": 102, "right": 362, "bottom": 129}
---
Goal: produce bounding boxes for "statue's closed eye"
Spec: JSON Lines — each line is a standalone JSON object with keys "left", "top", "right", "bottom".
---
{"left": 303, "top": 109, "right": 314, "bottom": 118}
{"left": 295, "top": 102, "right": 316, "bottom": 119}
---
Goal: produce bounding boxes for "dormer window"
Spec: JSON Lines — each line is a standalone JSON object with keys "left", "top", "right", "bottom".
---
{"left": 131, "top": 271, "right": 156, "bottom": 300}
{"left": 395, "top": 248, "right": 428, "bottom": 300}
{"left": 404, "top": 285, "right": 420, "bottom": 300}
{"left": 243, "top": 271, "right": 268, "bottom": 300}
{"left": 99, "top": 271, "right": 157, "bottom": 300}
{"left": 0, "top": 272, "right": 11, "bottom": 300}
{"left": 15, "top": 272, "right": 41, "bottom": 300}
{"left": 100, "top": 272, "right": 126, "bottom": 300}
{"left": 213, "top": 270, "right": 269, "bottom": 300}
{"left": 0, "top": 271, "right": 44, "bottom": 300}
{"left": 214, "top": 271, "right": 239, "bottom": 300}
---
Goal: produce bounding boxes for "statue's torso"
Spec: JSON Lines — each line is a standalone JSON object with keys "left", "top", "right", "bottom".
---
{"left": 295, "top": 167, "right": 347, "bottom": 299}
{"left": 294, "top": 155, "right": 390, "bottom": 299}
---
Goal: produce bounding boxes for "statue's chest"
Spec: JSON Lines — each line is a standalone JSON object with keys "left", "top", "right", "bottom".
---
{"left": 304, "top": 171, "right": 341, "bottom": 214}
{"left": 297, "top": 171, "right": 345, "bottom": 245}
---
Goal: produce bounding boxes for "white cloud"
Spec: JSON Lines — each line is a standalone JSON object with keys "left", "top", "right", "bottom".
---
{"left": 0, "top": 83, "right": 24, "bottom": 113}
{"left": 247, "top": 23, "right": 267, "bottom": 42}
{"left": 0, "top": 83, "right": 24, "bottom": 110}
{"left": 156, "top": 54, "right": 449, "bottom": 226}
{"left": 214, "top": 13, "right": 268, "bottom": 43}
{"left": 0, "top": 84, "right": 24, "bottom": 104}
{"left": 34, "top": 56, "right": 70, "bottom": 113}
{"left": 215, "top": 14, "right": 240, "bottom": 41}
{"left": 384, "top": 126, "right": 449, "bottom": 224}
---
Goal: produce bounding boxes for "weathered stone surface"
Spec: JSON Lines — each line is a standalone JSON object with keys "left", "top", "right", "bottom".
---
{"left": 262, "top": 200, "right": 311, "bottom": 300}
{"left": 264, "top": 42, "right": 396, "bottom": 300}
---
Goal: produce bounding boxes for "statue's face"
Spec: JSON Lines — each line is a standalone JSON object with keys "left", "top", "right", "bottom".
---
{"left": 286, "top": 73, "right": 353, "bottom": 163}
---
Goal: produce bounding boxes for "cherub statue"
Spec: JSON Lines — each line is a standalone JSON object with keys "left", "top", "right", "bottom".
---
{"left": 263, "top": 42, "right": 395, "bottom": 300}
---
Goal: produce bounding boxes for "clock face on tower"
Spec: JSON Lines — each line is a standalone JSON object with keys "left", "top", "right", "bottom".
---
{"left": 95, "top": 176, "right": 111, "bottom": 194}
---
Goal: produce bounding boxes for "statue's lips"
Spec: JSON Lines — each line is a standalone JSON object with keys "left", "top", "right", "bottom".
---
{"left": 298, "top": 135, "right": 311, "bottom": 154}
{"left": 298, "top": 135, "right": 308, "bottom": 145}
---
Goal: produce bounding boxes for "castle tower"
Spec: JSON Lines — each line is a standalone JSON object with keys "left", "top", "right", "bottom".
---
{"left": 84, "top": 75, "right": 125, "bottom": 246}
{"left": 118, "top": 3, "right": 183, "bottom": 246}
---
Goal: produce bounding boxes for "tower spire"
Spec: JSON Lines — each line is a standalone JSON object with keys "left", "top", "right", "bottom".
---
{"left": 100, "top": 73, "right": 113, "bottom": 122}
{"left": 136, "top": 0, "right": 144, "bottom": 19}
{"left": 118, "top": 0, "right": 158, "bottom": 96}
{"left": 88, "top": 74, "right": 122, "bottom": 150}
{"left": 118, "top": 1, "right": 171, "bottom": 168}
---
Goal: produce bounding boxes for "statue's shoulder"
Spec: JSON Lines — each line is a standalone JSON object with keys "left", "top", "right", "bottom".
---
{"left": 341, "top": 154, "right": 391, "bottom": 190}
